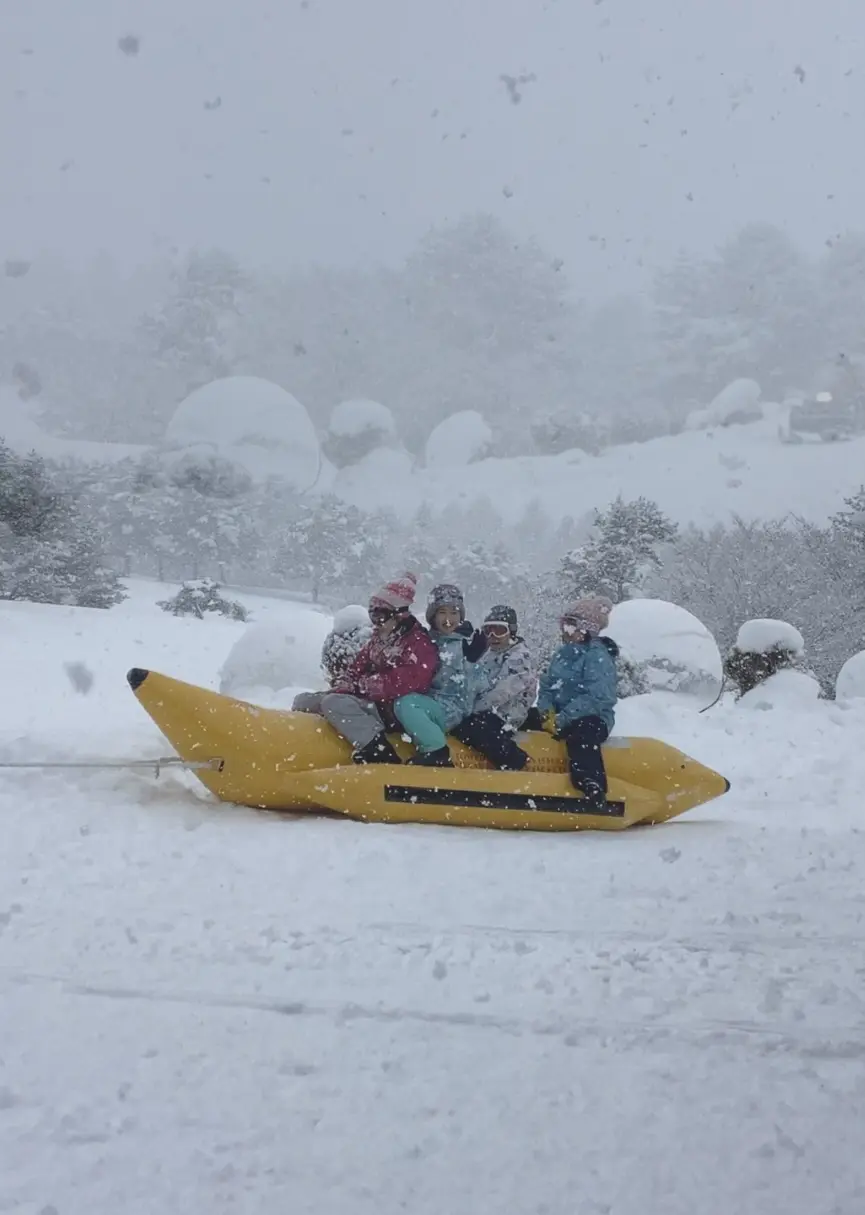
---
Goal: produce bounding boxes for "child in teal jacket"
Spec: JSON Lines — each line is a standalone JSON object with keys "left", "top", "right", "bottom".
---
{"left": 394, "top": 583, "right": 487, "bottom": 767}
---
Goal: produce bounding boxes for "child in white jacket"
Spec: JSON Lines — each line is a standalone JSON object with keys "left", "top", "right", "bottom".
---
{"left": 452, "top": 605, "right": 537, "bottom": 770}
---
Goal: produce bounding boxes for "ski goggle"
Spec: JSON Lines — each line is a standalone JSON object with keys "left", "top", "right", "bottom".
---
{"left": 561, "top": 618, "right": 588, "bottom": 634}
{"left": 483, "top": 622, "right": 511, "bottom": 637}
{"left": 369, "top": 606, "right": 397, "bottom": 625}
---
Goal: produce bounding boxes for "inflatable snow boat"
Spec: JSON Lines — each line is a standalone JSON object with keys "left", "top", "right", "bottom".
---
{"left": 127, "top": 668, "right": 730, "bottom": 832}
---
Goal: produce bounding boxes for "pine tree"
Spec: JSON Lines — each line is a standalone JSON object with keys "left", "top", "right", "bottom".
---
{"left": 158, "top": 579, "right": 248, "bottom": 621}
{"left": 429, "top": 539, "right": 520, "bottom": 618}
{"left": 0, "top": 442, "right": 59, "bottom": 536}
{"left": 558, "top": 496, "right": 677, "bottom": 603}
{"left": 276, "top": 495, "right": 385, "bottom": 601}
{"left": 0, "top": 443, "right": 125, "bottom": 607}
{"left": 829, "top": 485, "right": 865, "bottom": 551}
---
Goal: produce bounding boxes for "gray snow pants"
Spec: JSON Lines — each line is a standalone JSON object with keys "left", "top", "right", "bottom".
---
{"left": 292, "top": 691, "right": 385, "bottom": 749}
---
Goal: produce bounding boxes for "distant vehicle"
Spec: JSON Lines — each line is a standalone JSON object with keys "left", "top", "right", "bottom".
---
{"left": 783, "top": 355, "right": 865, "bottom": 443}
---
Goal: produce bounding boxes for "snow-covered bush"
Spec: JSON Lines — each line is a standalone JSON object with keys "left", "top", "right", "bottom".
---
{"left": 685, "top": 379, "right": 762, "bottom": 431}
{"left": 163, "top": 447, "right": 253, "bottom": 499}
{"left": 424, "top": 410, "right": 492, "bottom": 468}
{"left": 737, "top": 668, "right": 822, "bottom": 711}
{"left": 724, "top": 618, "right": 807, "bottom": 696}
{"left": 219, "top": 615, "right": 332, "bottom": 697}
{"left": 158, "top": 579, "right": 248, "bottom": 622}
{"left": 165, "top": 376, "right": 321, "bottom": 488}
{"left": 323, "top": 399, "right": 398, "bottom": 468}
{"left": 320, "top": 604, "right": 372, "bottom": 685}
{"left": 653, "top": 516, "right": 861, "bottom": 693}
{"left": 836, "top": 651, "right": 865, "bottom": 701}
{"left": 604, "top": 598, "right": 722, "bottom": 699}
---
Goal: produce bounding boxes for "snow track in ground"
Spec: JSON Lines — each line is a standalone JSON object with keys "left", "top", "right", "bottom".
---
{"left": 1, "top": 583, "right": 864, "bottom": 1214}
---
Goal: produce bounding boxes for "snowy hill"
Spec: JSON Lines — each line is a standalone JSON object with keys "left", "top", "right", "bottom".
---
{"left": 333, "top": 414, "right": 865, "bottom": 526}
{"left": 0, "top": 388, "right": 145, "bottom": 465}
{"left": 1, "top": 583, "right": 864, "bottom": 1213}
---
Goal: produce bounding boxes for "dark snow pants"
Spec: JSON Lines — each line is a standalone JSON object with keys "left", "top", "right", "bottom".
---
{"left": 559, "top": 715, "right": 610, "bottom": 795}
{"left": 451, "top": 711, "right": 529, "bottom": 770}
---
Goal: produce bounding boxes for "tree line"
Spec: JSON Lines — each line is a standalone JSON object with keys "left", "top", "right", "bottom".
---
{"left": 3, "top": 214, "right": 865, "bottom": 458}
{"left": 2, "top": 442, "right": 862, "bottom": 694}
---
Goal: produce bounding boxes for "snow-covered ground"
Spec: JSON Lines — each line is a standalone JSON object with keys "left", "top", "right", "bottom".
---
{"left": 2, "top": 581, "right": 864, "bottom": 1214}
{"left": 333, "top": 417, "right": 865, "bottom": 526}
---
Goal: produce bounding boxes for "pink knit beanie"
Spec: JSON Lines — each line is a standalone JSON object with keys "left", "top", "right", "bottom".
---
{"left": 369, "top": 572, "right": 418, "bottom": 612}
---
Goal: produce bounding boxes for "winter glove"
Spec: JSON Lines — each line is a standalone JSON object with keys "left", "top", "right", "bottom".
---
{"left": 541, "top": 708, "right": 558, "bottom": 735}
{"left": 462, "top": 629, "right": 489, "bottom": 662}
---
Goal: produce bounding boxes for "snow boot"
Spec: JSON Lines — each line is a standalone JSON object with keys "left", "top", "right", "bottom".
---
{"left": 407, "top": 746, "right": 454, "bottom": 768}
{"left": 574, "top": 779, "right": 607, "bottom": 812}
{"left": 352, "top": 734, "right": 402, "bottom": 765}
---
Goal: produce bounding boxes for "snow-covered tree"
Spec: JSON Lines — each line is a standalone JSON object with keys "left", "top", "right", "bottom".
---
{"left": 0, "top": 442, "right": 60, "bottom": 536}
{"left": 159, "top": 579, "right": 248, "bottom": 621}
{"left": 653, "top": 224, "right": 822, "bottom": 409}
{"left": 140, "top": 249, "right": 248, "bottom": 399}
{"left": 817, "top": 233, "right": 865, "bottom": 366}
{"left": 0, "top": 443, "right": 124, "bottom": 607}
{"left": 558, "top": 496, "right": 677, "bottom": 603}
{"left": 653, "top": 516, "right": 861, "bottom": 692}
{"left": 275, "top": 494, "right": 386, "bottom": 602}
{"left": 829, "top": 484, "right": 865, "bottom": 555}
{"left": 428, "top": 539, "right": 525, "bottom": 619}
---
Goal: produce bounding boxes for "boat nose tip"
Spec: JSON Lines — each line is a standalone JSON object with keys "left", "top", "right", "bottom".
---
{"left": 127, "top": 667, "right": 149, "bottom": 691}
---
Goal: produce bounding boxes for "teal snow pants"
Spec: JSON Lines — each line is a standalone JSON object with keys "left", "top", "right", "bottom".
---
{"left": 393, "top": 693, "right": 452, "bottom": 754}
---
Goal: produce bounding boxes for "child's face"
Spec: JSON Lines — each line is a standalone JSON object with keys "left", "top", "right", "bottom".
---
{"left": 433, "top": 605, "right": 461, "bottom": 634}
{"left": 561, "top": 620, "right": 587, "bottom": 644}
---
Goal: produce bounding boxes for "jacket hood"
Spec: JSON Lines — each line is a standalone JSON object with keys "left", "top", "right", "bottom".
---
{"left": 598, "top": 635, "right": 620, "bottom": 659}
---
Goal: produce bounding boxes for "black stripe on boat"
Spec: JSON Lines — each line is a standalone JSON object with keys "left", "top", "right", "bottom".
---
{"left": 383, "top": 785, "right": 626, "bottom": 818}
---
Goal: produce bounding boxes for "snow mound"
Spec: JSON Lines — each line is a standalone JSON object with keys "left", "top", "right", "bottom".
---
{"left": 334, "top": 446, "right": 414, "bottom": 493}
{"left": 332, "top": 604, "right": 371, "bottom": 634}
{"left": 686, "top": 378, "right": 762, "bottom": 431}
{"left": 424, "top": 411, "right": 493, "bottom": 469}
{"left": 219, "top": 615, "right": 332, "bottom": 698}
{"left": 605, "top": 599, "right": 722, "bottom": 698}
{"left": 836, "top": 650, "right": 865, "bottom": 701}
{"left": 738, "top": 668, "right": 821, "bottom": 711}
{"left": 329, "top": 398, "right": 397, "bottom": 439}
{"left": 165, "top": 376, "right": 320, "bottom": 488}
{"left": 736, "top": 618, "right": 805, "bottom": 656}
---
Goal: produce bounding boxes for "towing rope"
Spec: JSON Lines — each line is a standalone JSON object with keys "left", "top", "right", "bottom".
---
{"left": 0, "top": 756, "right": 223, "bottom": 777}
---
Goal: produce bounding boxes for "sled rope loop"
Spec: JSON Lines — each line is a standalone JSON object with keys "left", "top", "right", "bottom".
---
{"left": 0, "top": 756, "right": 223, "bottom": 777}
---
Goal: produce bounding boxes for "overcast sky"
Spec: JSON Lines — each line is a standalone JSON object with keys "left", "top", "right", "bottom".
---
{"left": 3, "top": 0, "right": 865, "bottom": 294}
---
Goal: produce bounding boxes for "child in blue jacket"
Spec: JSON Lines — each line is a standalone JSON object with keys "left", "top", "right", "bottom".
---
{"left": 536, "top": 595, "right": 618, "bottom": 810}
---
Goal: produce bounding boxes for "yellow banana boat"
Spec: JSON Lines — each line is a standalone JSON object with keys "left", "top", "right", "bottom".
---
{"left": 127, "top": 668, "right": 729, "bottom": 832}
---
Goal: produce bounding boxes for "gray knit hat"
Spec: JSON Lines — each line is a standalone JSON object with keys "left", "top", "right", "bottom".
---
{"left": 425, "top": 583, "right": 465, "bottom": 625}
